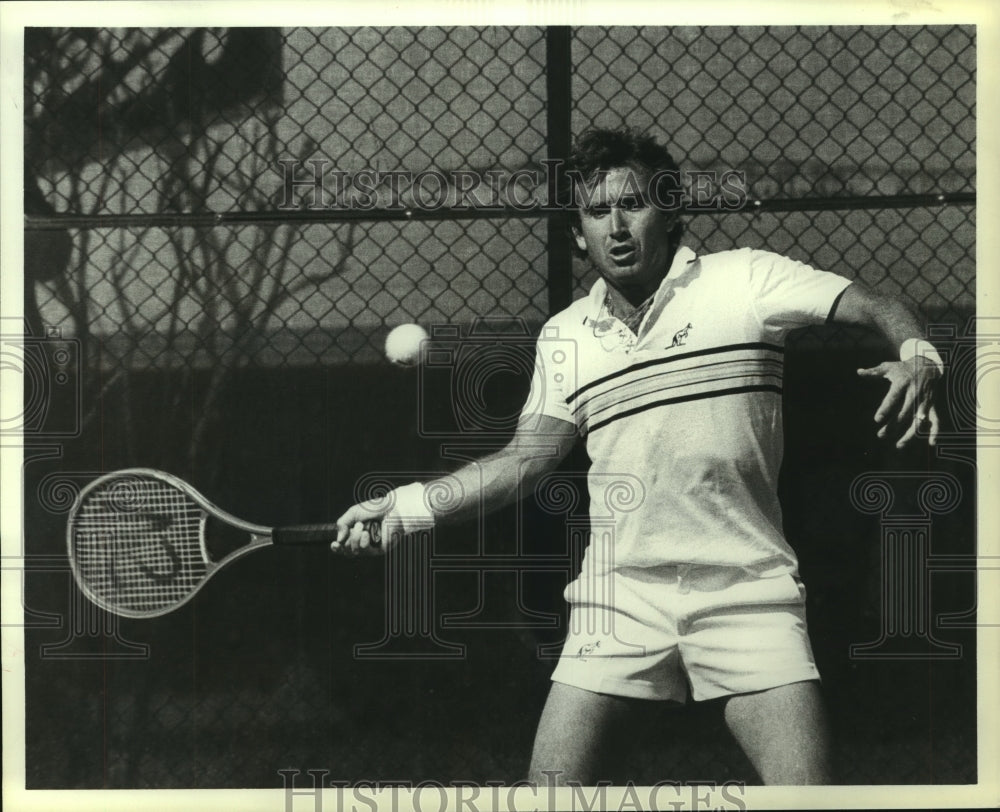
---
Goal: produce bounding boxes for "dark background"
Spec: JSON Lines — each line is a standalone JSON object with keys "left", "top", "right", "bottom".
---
{"left": 21, "top": 336, "right": 978, "bottom": 787}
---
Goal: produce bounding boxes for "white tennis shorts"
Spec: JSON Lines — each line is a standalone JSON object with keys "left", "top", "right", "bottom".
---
{"left": 551, "top": 563, "right": 820, "bottom": 702}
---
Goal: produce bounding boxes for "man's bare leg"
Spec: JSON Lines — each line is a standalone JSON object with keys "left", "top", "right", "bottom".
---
{"left": 722, "top": 680, "right": 832, "bottom": 785}
{"left": 528, "top": 682, "right": 638, "bottom": 785}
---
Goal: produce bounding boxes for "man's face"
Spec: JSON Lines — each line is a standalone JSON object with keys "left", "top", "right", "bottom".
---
{"left": 572, "top": 165, "right": 678, "bottom": 296}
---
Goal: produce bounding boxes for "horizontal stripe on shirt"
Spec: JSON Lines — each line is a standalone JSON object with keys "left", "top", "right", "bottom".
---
{"left": 566, "top": 341, "right": 785, "bottom": 405}
{"left": 566, "top": 342, "right": 786, "bottom": 435}
{"left": 587, "top": 383, "right": 784, "bottom": 434}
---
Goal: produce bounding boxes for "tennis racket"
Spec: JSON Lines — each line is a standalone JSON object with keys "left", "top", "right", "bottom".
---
{"left": 67, "top": 468, "right": 380, "bottom": 619}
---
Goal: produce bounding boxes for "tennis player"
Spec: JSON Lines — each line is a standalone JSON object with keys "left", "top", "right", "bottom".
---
{"left": 335, "top": 127, "right": 943, "bottom": 785}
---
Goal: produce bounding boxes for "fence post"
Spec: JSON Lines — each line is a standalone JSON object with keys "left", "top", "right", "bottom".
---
{"left": 545, "top": 26, "right": 573, "bottom": 316}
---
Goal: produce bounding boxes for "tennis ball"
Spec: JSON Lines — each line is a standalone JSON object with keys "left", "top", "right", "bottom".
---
{"left": 384, "top": 323, "right": 429, "bottom": 366}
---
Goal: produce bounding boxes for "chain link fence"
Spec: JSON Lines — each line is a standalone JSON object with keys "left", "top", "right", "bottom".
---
{"left": 26, "top": 26, "right": 975, "bottom": 366}
{"left": 23, "top": 25, "right": 976, "bottom": 789}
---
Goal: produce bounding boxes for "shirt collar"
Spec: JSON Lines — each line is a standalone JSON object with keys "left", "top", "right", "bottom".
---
{"left": 587, "top": 246, "right": 698, "bottom": 316}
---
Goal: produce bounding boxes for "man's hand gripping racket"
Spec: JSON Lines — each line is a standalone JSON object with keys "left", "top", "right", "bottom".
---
{"left": 67, "top": 468, "right": 387, "bottom": 619}
{"left": 335, "top": 481, "right": 433, "bottom": 554}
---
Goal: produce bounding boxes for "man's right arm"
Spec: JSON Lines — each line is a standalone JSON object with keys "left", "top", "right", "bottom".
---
{"left": 334, "top": 414, "right": 577, "bottom": 553}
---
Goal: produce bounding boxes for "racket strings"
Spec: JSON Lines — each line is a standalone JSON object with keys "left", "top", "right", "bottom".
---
{"left": 71, "top": 477, "right": 209, "bottom": 614}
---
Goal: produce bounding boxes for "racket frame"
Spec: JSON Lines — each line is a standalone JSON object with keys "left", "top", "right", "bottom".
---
{"left": 66, "top": 467, "right": 274, "bottom": 619}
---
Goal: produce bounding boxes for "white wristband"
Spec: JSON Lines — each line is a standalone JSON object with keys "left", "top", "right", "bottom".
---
{"left": 388, "top": 482, "right": 436, "bottom": 535}
{"left": 899, "top": 338, "right": 944, "bottom": 374}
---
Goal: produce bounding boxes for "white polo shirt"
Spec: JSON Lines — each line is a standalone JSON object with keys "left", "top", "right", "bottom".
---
{"left": 527, "top": 246, "right": 852, "bottom": 577}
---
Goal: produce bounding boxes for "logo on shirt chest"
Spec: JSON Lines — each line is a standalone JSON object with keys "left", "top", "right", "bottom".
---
{"left": 670, "top": 323, "right": 693, "bottom": 348}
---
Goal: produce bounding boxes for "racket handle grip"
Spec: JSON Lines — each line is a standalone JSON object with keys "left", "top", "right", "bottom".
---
{"left": 272, "top": 521, "right": 382, "bottom": 546}
{"left": 272, "top": 524, "right": 340, "bottom": 545}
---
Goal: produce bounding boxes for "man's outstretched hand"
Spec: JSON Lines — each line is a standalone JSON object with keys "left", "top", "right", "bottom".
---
{"left": 857, "top": 357, "right": 941, "bottom": 448}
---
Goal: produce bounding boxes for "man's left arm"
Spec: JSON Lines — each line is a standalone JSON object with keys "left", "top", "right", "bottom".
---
{"left": 828, "top": 282, "right": 944, "bottom": 448}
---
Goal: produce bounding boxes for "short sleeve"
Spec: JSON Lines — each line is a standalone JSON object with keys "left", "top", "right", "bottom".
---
{"left": 518, "top": 323, "right": 577, "bottom": 430}
{"left": 747, "top": 249, "right": 852, "bottom": 336}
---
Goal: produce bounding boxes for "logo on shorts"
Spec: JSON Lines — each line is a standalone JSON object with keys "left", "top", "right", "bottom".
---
{"left": 577, "top": 640, "right": 601, "bottom": 659}
{"left": 670, "top": 323, "right": 693, "bottom": 348}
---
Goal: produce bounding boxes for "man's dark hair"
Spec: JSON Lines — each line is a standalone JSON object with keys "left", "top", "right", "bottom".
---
{"left": 563, "top": 126, "right": 685, "bottom": 254}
